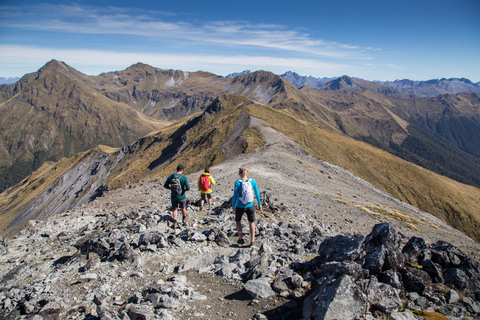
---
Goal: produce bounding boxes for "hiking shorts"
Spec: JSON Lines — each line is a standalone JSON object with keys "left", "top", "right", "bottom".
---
{"left": 235, "top": 206, "right": 256, "bottom": 222}
{"left": 171, "top": 198, "right": 187, "bottom": 210}
{"left": 200, "top": 193, "right": 212, "bottom": 201}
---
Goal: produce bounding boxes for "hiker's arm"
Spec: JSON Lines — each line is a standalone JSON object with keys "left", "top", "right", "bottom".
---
{"left": 184, "top": 178, "right": 190, "bottom": 191}
{"left": 232, "top": 181, "right": 239, "bottom": 210}
{"left": 253, "top": 180, "right": 262, "bottom": 207}
{"left": 163, "top": 177, "right": 170, "bottom": 190}
{"left": 210, "top": 176, "right": 216, "bottom": 186}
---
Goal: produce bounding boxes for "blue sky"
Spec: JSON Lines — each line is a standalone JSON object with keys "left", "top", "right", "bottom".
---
{"left": 0, "top": 0, "right": 479, "bottom": 81}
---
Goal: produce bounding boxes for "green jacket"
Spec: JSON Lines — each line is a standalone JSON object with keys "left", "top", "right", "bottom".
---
{"left": 164, "top": 173, "right": 190, "bottom": 200}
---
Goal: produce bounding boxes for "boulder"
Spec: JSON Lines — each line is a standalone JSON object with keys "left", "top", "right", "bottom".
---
{"left": 362, "top": 223, "right": 404, "bottom": 275}
{"left": 177, "top": 252, "right": 213, "bottom": 273}
{"left": 366, "top": 276, "right": 402, "bottom": 313}
{"left": 317, "top": 234, "right": 364, "bottom": 263}
{"left": 244, "top": 278, "right": 275, "bottom": 299}
{"left": 402, "top": 236, "right": 427, "bottom": 265}
{"left": 215, "top": 231, "right": 231, "bottom": 247}
{"left": 303, "top": 274, "right": 367, "bottom": 320}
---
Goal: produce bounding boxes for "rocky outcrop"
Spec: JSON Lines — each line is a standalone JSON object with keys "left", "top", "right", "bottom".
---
{"left": 299, "top": 222, "right": 480, "bottom": 319}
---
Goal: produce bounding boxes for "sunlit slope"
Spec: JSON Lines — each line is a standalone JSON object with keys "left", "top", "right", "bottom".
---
{"left": 245, "top": 103, "right": 480, "bottom": 242}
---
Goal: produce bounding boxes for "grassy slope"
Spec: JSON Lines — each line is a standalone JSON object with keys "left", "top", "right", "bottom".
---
{"left": 246, "top": 103, "right": 480, "bottom": 242}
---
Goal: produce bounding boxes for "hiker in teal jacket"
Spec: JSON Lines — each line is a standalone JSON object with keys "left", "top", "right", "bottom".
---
{"left": 164, "top": 164, "right": 190, "bottom": 228}
{"left": 232, "top": 167, "right": 262, "bottom": 247}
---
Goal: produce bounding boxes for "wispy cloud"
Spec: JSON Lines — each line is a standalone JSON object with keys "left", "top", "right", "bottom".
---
{"left": 0, "top": 4, "right": 376, "bottom": 60}
{"left": 0, "top": 44, "right": 355, "bottom": 76}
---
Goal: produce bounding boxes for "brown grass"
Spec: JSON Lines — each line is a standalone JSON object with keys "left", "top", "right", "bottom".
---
{"left": 246, "top": 102, "right": 480, "bottom": 241}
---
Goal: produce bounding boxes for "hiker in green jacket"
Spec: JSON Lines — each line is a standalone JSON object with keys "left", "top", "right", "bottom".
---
{"left": 198, "top": 167, "right": 216, "bottom": 211}
{"left": 163, "top": 164, "right": 190, "bottom": 228}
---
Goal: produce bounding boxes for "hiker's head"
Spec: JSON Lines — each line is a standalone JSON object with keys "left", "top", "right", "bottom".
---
{"left": 238, "top": 167, "right": 248, "bottom": 179}
{"left": 205, "top": 167, "right": 210, "bottom": 173}
{"left": 176, "top": 164, "right": 185, "bottom": 173}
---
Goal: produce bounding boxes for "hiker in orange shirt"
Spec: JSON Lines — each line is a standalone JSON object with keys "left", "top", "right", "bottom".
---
{"left": 198, "top": 167, "right": 216, "bottom": 211}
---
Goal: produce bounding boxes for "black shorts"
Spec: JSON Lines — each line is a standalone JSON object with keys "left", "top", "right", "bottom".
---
{"left": 201, "top": 193, "right": 212, "bottom": 201}
{"left": 171, "top": 198, "right": 187, "bottom": 210}
{"left": 235, "top": 206, "right": 256, "bottom": 222}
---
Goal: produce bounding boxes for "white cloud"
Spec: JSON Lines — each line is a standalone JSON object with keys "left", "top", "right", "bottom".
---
{"left": 0, "top": 44, "right": 355, "bottom": 77}
{"left": 1, "top": 4, "right": 376, "bottom": 60}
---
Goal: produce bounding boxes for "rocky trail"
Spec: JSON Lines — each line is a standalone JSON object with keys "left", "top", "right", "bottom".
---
{"left": 1, "top": 140, "right": 480, "bottom": 319}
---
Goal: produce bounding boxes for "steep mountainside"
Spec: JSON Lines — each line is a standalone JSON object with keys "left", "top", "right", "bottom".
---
{"left": 2, "top": 94, "right": 480, "bottom": 243}
{"left": 0, "top": 60, "right": 165, "bottom": 193}
{"left": 299, "top": 86, "right": 480, "bottom": 188}
{"left": 93, "top": 63, "right": 228, "bottom": 120}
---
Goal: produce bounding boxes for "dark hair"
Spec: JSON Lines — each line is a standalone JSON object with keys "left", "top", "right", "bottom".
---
{"left": 205, "top": 167, "right": 210, "bottom": 173}
{"left": 177, "top": 164, "right": 185, "bottom": 172}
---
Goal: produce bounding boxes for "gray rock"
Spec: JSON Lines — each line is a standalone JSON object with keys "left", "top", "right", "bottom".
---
{"left": 178, "top": 252, "right": 213, "bottom": 272}
{"left": 244, "top": 277, "right": 275, "bottom": 299}
{"left": 190, "top": 232, "right": 207, "bottom": 242}
{"left": 128, "top": 305, "right": 156, "bottom": 320}
{"left": 317, "top": 234, "right": 364, "bottom": 263}
{"left": 161, "top": 296, "right": 180, "bottom": 309}
{"left": 362, "top": 223, "right": 404, "bottom": 275}
{"left": 423, "top": 259, "right": 444, "bottom": 283}
{"left": 97, "top": 306, "right": 121, "bottom": 320}
{"left": 214, "top": 254, "right": 229, "bottom": 265}
{"left": 272, "top": 274, "right": 289, "bottom": 292}
{"left": 303, "top": 274, "right": 367, "bottom": 320}
{"left": 463, "top": 296, "right": 480, "bottom": 314}
{"left": 402, "top": 236, "right": 427, "bottom": 265}
{"left": 366, "top": 276, "right": 402, "bottom": 313}
{"left": 156, "top": 235, "right": 168, "bottom": 248}
{"left": 390, "top": 309, "right": 416, "bottom": 320}
{"left": 444, "top": 268, "right": 468, "bottom": 291}
{"left": 448, "top": 289, "right": 460, "bottom": 304}
{"left": 215, "top": 230, "right": 230, "bottom": 247}
{"left": 115, "top": 243, "right": 137, "bottom": 263}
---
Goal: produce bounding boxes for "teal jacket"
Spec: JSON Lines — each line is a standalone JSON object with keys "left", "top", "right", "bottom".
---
{"left": 232, "top": 178, "right": 261, "bottom": 210}
{"left": 164, "top": 173, "right": 190, "bottom": 200}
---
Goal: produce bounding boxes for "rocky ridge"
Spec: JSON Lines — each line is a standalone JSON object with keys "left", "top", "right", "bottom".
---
{"left": 1, "top": 140, "right": 479, "bottom": 319}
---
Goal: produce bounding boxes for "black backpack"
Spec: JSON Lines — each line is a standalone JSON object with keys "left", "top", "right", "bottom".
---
{"left": 170, "top": 174, "right": 183, "bottom": 197}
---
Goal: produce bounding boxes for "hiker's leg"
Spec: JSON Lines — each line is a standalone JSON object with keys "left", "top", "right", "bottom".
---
{"left": 236, "top": 220, "right": 243, "bottom": 239}
{"left": 246, "top": 206, "right": 256, "bottom": 244}
{"left": 249, "top": 221, "right": 255, "bottom": 244}
{"left": 171, "top": 199, "right": 178, "bottom": 221}
{"left": 181, "top": 207, "right": 187, "bottom": 218}
{"left": 235, "top": 208, "right": 244, "bottom": 240}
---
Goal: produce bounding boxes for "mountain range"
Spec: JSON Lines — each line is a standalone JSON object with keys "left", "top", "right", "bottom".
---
{"left": 1, "top": 60, "right": 480, "bottom": 244}
{"left": 233, "top": 70, "right": 480, "bottom": 97}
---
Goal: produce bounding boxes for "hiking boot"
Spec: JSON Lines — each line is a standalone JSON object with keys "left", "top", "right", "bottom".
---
{"left": 182, "top": 214, "right": 189, "bottom": 225}
{"left": 172, "top": 222, "right": 178, "bottom": 230}
{"left": 237, "top": 238, "right": 245, "bottom": 245}
{"left": 199, "top": 206, "right": 204, "bottom": 211}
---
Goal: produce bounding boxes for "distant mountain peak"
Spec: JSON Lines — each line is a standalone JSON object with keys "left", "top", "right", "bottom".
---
{"left": 322, "top": 75, "right": 359, "bottom": 91}
{"left": 226, "top": 70, "right": 251, "bottom": 78}
{"left": 281, "top": 71, "right": 334, "bottom": 89}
